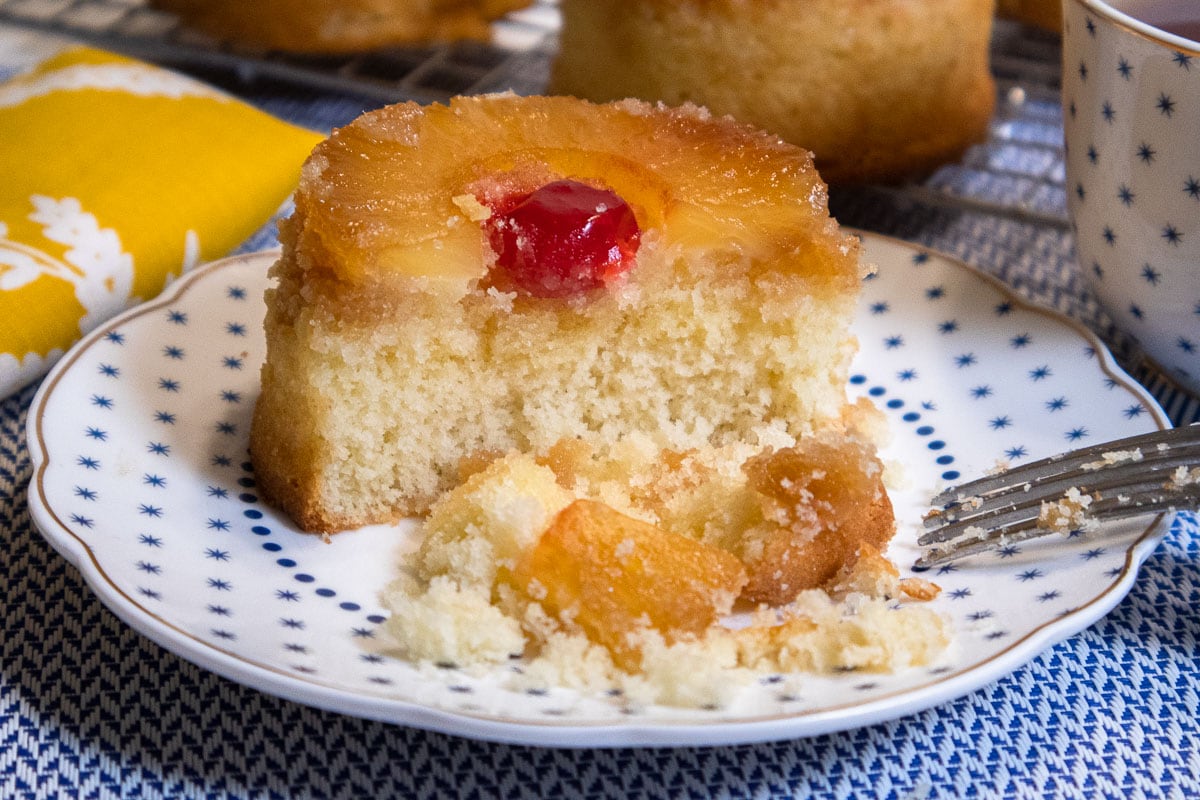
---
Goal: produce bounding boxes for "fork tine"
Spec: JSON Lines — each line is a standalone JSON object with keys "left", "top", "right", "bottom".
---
{"left": 914, "top": 489, "right": 1195, "bottom": 568}
{"left": 915, "top": 424, "right": 1200, "bottom": 569}
{"left": 922, "top": 469, "right": 1185, "bottom": 544}
{"left": 929, "top": 425, "right": 1198, "bottom": 507}
{"left": 923, "top": 445, "right": 1199, "bottom": 535}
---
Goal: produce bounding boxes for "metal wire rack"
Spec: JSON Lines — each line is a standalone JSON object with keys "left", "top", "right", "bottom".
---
{"left": 925, "top": 22, "right": 1069, "bottom": 228}
{"left": 0, "top": 0, "right": 1068, "bottom": 227}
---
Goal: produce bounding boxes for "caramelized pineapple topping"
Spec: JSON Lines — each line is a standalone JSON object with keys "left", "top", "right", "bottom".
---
{"left": 739, "top": 435, "right": 896, "bottom": 605}
{"left": 507, "top": 499, "right": 747, "bottom": 670}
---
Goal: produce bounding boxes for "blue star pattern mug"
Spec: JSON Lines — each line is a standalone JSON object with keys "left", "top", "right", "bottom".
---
{"left": 1062, "top": 0, "right": 1200, "bottom": 404}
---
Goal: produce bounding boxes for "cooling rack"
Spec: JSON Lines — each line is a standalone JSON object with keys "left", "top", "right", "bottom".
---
{"left": 0, "top": 0, "right": 1067, "bottom": 227}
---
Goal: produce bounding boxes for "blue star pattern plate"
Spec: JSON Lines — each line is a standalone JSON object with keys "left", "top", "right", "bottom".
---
{"left": 26, "top": 233, "right": 1170, "bottom": 748}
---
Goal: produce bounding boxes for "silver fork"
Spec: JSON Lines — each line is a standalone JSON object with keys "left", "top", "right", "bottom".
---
{"left": 915, "top": 424, "right": 1200, "bottom": 569}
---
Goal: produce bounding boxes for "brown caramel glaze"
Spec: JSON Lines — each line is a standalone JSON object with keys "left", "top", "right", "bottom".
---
{"left": 740, "top": 436, "right": 895, "bottom": 605}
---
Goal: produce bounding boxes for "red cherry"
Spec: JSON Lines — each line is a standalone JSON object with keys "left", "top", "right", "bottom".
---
{"left": 485, "top": 179, "right": 640, "bottom": 298}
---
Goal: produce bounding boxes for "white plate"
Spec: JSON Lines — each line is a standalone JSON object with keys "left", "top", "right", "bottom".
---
{"left": 26, "top": 232, "right": 1170, "bottom": 748}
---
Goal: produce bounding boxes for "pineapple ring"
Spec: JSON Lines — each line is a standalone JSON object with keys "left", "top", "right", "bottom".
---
{"left": 288, "top": 94, "right": 859, "bottom": 296}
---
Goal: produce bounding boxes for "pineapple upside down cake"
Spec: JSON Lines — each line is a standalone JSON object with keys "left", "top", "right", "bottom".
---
{"left": 249, "top": 94, "right": 948, "bottom": 706}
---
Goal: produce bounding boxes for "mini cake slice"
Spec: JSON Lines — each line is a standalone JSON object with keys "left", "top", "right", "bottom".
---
{"left": 250, "top": 93, "right": 867, "bottom": 534}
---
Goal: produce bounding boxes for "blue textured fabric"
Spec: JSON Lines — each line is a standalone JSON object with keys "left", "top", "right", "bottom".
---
{"left": 2, "top": 25, "right": 1199, "bottom": 800}
{"left": 2, "top": 408, "right": 1197, "bottom": 800}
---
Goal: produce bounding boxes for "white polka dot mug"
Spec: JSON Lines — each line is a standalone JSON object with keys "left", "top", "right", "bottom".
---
{"left": 1062, "top": 0, "right": 1200, "bottom": 398}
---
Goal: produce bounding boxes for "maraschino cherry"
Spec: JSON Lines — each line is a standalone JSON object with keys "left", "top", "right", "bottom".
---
{"left": 485, "top": 179, "right": 640, "bottom": 298}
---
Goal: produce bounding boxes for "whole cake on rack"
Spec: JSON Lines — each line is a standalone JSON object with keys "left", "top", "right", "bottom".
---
{"left": 550, "top": 0, "right": 996, "bottom": 184}
{"left": 150, "top": 0, "right": 532, "bottom": 53}
{"left": 997, "top": 0, "right": 1062, "bottom": 31}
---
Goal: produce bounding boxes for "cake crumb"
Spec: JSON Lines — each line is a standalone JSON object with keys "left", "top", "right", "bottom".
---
{"left": 1082, "top": 449, "right": 1143, "bottom": 471}
{"left": 1037, "top": 486, "right": 1099, "bottom": 534}
{"left": 1169, "top": 466, "right": 1200, "bottom": 487}
{"left": 380, "top": 446, "right": 950, "bottom": 708}
{"left": 452, "top": 193, "right": 492, "bottom": 221}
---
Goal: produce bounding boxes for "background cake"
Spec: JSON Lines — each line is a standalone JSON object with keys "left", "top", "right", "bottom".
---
{"left": 150, "top": 0, "right": 532, "bottom": 53}
{"left": 549, "top": 0, "right": 996, "bottom": 185}
{"left": 997, "top": 0, "right": 1062, "bottom": 32}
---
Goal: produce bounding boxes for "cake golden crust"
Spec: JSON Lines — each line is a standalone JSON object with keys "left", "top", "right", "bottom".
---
{"left": 550, "top": 0, "right": 997, "bottom": 185}
{"left": 739, "top": 436, "right": 895, "bottom": 604}
{"left": 150, "top": 0, "right": 530, "bottom": 53}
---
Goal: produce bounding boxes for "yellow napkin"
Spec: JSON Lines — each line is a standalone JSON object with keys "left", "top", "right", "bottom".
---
{"left": 0, "top": 46, "right": 322, "bottom": 396}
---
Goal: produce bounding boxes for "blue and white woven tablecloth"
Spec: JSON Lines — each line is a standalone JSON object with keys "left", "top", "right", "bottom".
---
{"left": 2, "top": 22, "right": 1198, "bottom": 800}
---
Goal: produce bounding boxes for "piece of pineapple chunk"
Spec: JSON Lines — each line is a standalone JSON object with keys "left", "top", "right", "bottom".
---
{"left": 509, "top": 499, "right": 748, "bottom": 670}
{"left": 738, "top": 434, "right": 896, "bottom": 605}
